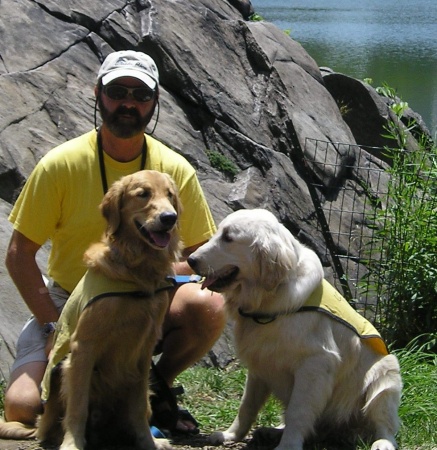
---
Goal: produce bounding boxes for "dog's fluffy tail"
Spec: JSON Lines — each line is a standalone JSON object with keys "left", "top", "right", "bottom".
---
{"left": 0, "top": 418, "right": 37, "bottom": 440}
{"left": 362, "top": 354, "right": 402, "bottom": 438}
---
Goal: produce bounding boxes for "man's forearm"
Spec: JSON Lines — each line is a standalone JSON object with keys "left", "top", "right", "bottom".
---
{"left": 6, "top": 237, "right": 59, "bottom": 325}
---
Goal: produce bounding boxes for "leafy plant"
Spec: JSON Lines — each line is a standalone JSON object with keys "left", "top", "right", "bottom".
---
{"left": 390, "top": 100, "right": 409, "bottom": 116}
{"left": 0, "top": 378, "right": 4, "bottom": 415}
{"left": 206, "top": 150, "right": 239, "bottom": 178}
{"left": 376, "top": 81, "right": 397, "bottom": 99}
{"left": 364, "top": 117, "right": 437, "bottom": 348}
{"left": 249, "top": 13, "right": 264, "bottom": 22}
{"left": 337, "top": 99, "right": 352, "bottom": 117}
{"left": 375, "top": 81, "right": 410, "bottom": 118}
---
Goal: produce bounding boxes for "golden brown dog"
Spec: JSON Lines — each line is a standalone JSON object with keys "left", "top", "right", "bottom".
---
{"left": 188, "top": 208, "right": 402, "bottom": 450}
{"left": 38, "top": 169, "right": 182, "bottom": 450}
{"left": 5, "top": 170, "right": 181, "bottom": 450}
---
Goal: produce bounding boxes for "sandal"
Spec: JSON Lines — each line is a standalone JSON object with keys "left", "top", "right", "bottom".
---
{"left": 175, "top": 407, "right": 199, "bottom": 434}
{"left": 149, "top": 362, "right": 199, "bottom": 435}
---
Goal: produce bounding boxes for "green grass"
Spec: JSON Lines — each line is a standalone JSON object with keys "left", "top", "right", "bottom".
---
{"left": 1, "top": 347, "right": 436, "bottom": 449}
{"left": 396, "top": 341, "right": 437, "bottom": 448}
{"left": 176, "top": 362, "right": 282, "bottom": 431}
{"left": 175, "top": 346, "right": 437, "bottom": 449}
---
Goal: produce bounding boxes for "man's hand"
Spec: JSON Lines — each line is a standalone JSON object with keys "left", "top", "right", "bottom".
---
{"left": 45, "top": 332, "right": 55, "bottom": 359}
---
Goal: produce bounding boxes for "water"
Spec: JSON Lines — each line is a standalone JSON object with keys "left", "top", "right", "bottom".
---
{"left": 251, "top": 0, "right": 437, "bottom": 137}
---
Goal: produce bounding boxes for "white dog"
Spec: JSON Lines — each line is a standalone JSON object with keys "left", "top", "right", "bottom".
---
{"left": 188, "top": 208, "right": 402, "bottom": 450}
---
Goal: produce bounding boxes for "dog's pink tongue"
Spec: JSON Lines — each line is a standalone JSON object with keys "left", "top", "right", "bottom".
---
{"left": 201, "top": 275, "right": 217, "bottom": 290}
{"left": 150, "top": 231, "right": 171, "bottom": 248}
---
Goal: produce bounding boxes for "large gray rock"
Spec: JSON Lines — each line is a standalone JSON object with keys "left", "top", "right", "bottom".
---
{"left": 0, "top": 0, "right": 429, "bottom": 374}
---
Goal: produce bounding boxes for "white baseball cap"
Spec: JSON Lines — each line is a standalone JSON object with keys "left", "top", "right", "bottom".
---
{"left": 97, "top": 50, "right": 159, "bottom": 89}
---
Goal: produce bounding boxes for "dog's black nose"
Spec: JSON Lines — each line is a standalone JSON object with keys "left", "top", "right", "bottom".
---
{"left": 187, "top": 256, "right": 197, "bottom": 270}
{"left": 159, "top": 211, "right": 177, "bottom": 228}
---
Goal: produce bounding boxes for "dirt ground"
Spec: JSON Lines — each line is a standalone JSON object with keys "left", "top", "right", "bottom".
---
{"left": 0, "top": 434, "right": 255, "bottom": 450}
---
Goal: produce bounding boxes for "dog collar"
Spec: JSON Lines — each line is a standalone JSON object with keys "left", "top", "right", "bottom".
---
{"left": 238, "top": 307, "right": 287, "bottom": 324}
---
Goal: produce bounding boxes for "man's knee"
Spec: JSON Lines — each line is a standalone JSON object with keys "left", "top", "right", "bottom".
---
{"left": 5, "top": 387, "right": 43, "bottom": 425}
{"left": 189, "top": 288, "right": 226, "bottom": 339}
{"left": 5, "top": 363, "right": 45, "bottom": 424}
{"left": 171, "top": 284, "right": 226, "bottom": 337}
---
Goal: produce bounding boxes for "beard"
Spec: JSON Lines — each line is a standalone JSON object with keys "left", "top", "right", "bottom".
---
{"left": 98, "top": 97, "right": 156, "bottom": 139}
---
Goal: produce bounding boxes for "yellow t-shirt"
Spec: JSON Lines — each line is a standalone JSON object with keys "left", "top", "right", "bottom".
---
{"left": 9, "top": 130, "right": 216, "bottom": 293}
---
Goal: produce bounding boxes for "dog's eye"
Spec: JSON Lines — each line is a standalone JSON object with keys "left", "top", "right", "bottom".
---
{"left": 137, "top": 189, "right": 151, "bottom": 199}
{"left": 222, "top": 229, "right": 233, "bottom": 243}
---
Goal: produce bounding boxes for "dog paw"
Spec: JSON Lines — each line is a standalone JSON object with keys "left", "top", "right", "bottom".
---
{"left": 210, "top": 429, "right": 247, "bottom": 445}
{"left": 370, "top": 439, "right": 396, "bottom": 450}
{"left": 210, "top": 430, "right": 241, "bottom": 445}
{"left": 60, "top": 433, "right": 84, "bottom": 450}
{"left": 210, "top": 431, "right": 227, "bottom": 444}
{"left": 154, "top": 437, "right": 172, "bottom": 450}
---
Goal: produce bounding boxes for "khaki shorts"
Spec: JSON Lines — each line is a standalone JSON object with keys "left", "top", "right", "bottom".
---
{"left": 11, "top": 282, "right": 70, "bottom": 373}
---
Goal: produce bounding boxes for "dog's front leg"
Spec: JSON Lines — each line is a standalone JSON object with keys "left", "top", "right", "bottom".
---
{"left": 276, "top": 356, "right": 336, "bottom": 450}
{"left": 37, "top": 364, "right": 64, "bottom": 445}
{"left": 127, "top": 378, "right": 156, "bottom": 450}
{"left": 210, "top": 372, "right": 270, "bottom": 445}
{"left": 61, "top": 344, "right": 95, "bottom": 450}
{"left": 126, "top": 363, "right": 171, "bottom": 450}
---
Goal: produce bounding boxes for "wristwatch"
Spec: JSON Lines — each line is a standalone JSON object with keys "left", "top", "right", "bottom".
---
{"left": 42, "top": 321, "right": 57, "bottom": 337}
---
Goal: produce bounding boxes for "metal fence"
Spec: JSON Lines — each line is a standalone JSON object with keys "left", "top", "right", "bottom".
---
{"left": 301, "top": 137, "right": 437, "bottom": 344}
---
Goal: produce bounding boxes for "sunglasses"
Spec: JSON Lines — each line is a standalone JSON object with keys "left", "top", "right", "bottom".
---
{"left": 102, "top": 84, "right": 155, "bottom": 102}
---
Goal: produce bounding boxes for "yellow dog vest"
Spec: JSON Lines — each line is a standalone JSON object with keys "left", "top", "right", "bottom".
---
{"left": 238, "top": 278, "right": 388, "bottom": 356}
{"left": 41, "top": 269, "right": 174, "bottom": 402}
{"left": 299, "top": 279, "right": 388, "bottom": 355}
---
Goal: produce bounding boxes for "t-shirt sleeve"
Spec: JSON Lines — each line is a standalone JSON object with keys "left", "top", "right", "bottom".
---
{"left": 178, "top": 171, "right": 217, "bottom": 248}
{"left": 9, "top": 160, "right": 61, "bottom": 246}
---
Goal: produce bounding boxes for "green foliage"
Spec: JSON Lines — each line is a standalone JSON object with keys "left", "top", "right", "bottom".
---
{"left": 366, "top": 119, "right": 437, "bottom": 349}
{"left": 395, "top": 337, "right": 437, "bottom": 447}
{"left": 375, "top": 81, "right": 410, "bottom": 117}
{"left": 337, "top": 99, "right": 352, "bottom": 117}
{"left": 390, "top": 101, "right": 409, "bottom": 116}
{"left": 206, "top": 150, "right": 239, "bottom": 178}
{"left": 376, "top": 81, "right": 397, "bottom": 99}
{"left": 249, "top": 13, "right": 264, "bottom": 22}
{"left": 0, "top": 378, "right": 4, "bottom": 415}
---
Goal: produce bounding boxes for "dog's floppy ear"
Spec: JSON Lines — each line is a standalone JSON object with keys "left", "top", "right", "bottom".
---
{"left": 99, "top": 179, "right": 125, "bottom": 236}
{"left": 254, "top": 223, "right": 298, "bottom": 291}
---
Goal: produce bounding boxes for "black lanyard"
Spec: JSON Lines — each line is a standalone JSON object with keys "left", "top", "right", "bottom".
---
{"left": 97, "top": 130, "right": 147, "bottom": 194}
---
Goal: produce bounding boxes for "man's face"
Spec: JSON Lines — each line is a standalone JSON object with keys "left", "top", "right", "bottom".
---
{"left": 97, "top": 77, "right": 157, "bottom": 139}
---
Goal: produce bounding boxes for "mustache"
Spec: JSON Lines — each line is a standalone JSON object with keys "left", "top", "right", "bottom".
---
{"left": 114, "top": 106, "right": 141, "bottom": 118}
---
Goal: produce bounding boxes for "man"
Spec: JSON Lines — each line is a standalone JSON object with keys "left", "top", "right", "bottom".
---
{"left": 4, "top": 50, "right": 225, "bottom": 435}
